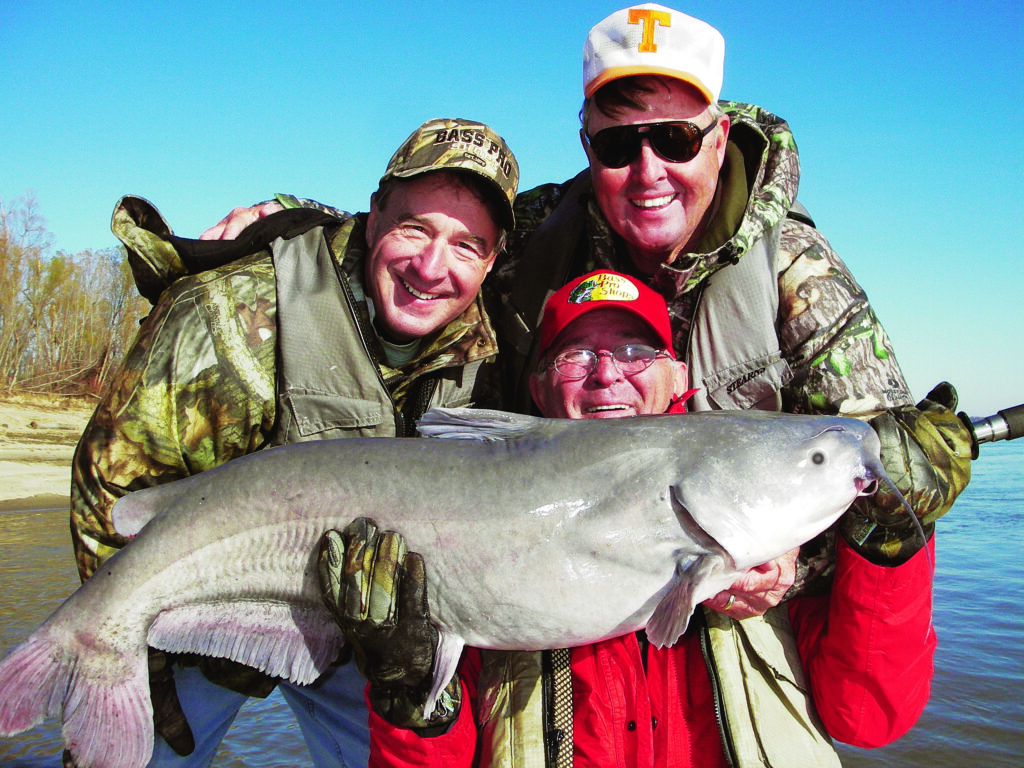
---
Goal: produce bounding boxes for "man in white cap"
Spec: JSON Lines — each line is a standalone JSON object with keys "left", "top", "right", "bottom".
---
{"left": 495, "top": 0, "right": 968, "bottom": 561}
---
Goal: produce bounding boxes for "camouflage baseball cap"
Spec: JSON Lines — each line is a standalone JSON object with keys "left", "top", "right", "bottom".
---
{"left": 379, "top": 118, "right": 520, "bottom": 229}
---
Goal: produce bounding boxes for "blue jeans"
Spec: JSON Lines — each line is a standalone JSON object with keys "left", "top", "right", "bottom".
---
{"left": 147, "top": 662, "right": 369, "bottom": 768}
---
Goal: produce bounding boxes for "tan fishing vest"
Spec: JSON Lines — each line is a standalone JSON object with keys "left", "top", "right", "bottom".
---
{"left": 702, "top": 607, "right": 842, "bottom": 767}
{"left": 269, "top": 225, "right": 484, "bottom": 444}
{"left": 475, "top": 609, "right": 841, "bottom": 768}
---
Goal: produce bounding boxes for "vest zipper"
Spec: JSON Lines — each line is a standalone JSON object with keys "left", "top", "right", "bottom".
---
{"left": 403, "top": 376, "right": 439, "bottom": 437}
{"left": 541, "top": 650, "right": 560, "bottom": 767}
{"left": 697, "top": 609, "right": 738, "bottom": 768}
{"left": 330, "top": 251, "right": 403, "bottom": 435}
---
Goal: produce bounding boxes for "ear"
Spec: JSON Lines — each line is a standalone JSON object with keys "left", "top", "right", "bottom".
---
{"left": 579, "top": 128, "right": 594, "bottom": 164}
{"left": 671, "top": 360, "right": 689, "bottom": 396}
{"left": 713, "top": 112, "right": 731, "bottom": 168}
{"left": 528, "top": 371, "right": 548, "bottom": 416}
{"left": 366, "top": 199, "right": 380, "bottom": 248}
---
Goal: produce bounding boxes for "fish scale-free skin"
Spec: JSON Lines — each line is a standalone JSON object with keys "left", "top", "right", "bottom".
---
{"left": 0, "top": 408, "right": 881, "bottom": 768}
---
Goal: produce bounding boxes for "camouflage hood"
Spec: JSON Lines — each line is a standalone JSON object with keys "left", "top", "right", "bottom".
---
{"left": 641, "top": 101, "right": 801, "bottom": 298}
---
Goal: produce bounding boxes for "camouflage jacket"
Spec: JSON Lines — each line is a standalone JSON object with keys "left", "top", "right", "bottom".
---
{"left": 492, "top": 101, "right": 913, "bottom": 417}
{"left": 488, "top": 101, "right": 970, "bottom": 571}
{"left": 71, "top": 209, "right": 499, "bottom": 583}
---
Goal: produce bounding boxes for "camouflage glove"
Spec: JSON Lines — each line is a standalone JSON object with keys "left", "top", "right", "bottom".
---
{"left": 318, "top": 517, "right": 461, "bottom": 732}
{"left": 841, "top": 382, "right": 973, "bottom": 565}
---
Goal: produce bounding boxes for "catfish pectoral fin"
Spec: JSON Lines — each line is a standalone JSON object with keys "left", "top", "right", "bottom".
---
{"left": 646, "top": 555, "right": 719, "bottom": 648}
{"left": 425, "top": 631, "right": 466, "bottom": 718}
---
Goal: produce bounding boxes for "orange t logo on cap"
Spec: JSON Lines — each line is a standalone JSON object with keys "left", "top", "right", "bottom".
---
{"left": 628, "top": 8, "right": 671, "bottom": 53}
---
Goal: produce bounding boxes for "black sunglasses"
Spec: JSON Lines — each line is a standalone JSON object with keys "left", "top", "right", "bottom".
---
{"left": 584, "top": 119, "right": 719, "bottom": 168}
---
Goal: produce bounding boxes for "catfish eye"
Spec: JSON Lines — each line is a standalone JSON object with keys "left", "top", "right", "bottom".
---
{"left": 811, "top": 450, "right": 827, "bottom": 466}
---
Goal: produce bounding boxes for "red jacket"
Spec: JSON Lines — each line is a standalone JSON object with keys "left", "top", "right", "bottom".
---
{"left": 368, "top": 537, "right": 936, "bottom": 768}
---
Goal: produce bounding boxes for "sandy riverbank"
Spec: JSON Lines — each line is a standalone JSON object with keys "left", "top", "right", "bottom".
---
{"left": 0, "top": 393, "right": 94, "bottom": 512}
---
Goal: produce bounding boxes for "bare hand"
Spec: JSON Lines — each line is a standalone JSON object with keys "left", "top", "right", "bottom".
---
{"left": 703, "top": 547, "right": 799, "bottom": 620}
{"left": 199, "top": 201, "right": 284, "bottom": 240}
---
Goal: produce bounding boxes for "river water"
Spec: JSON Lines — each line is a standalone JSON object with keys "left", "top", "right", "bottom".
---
{"left": 1, "top": 442, "right": 1021, "bottom": 766}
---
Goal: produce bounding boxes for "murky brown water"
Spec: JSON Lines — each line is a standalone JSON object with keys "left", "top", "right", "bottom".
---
{"left": 2, "top": 444, "right": 1022, "bottom": 767}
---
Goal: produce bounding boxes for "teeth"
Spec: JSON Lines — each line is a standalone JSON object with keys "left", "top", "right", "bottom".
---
{"left": 402, "top": 279, "right": 440, "bottom": 301}
{"left": 631, "top": 194, "right": 674, "bottom": 209}
{"left": 585, "top": 405, "right": 628, "bottom": 413}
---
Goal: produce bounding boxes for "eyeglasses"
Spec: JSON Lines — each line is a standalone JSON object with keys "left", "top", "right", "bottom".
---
{"left": 583, "top": 119, "right": 719, "bottom": 168}
{"left": 547, "top": 344, "right": 671, "bottom": 380}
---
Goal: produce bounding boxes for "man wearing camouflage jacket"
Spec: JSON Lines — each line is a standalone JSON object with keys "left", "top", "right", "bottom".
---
{"left": 70, "top": 117, "right": 518, "bottom": 768}
{"left": 490, "top": 4, "right": 970, "bottom": 574}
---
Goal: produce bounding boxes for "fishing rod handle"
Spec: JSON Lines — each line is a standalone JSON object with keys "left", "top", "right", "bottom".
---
{"left": 958, "top": 403, "right": 1024, "bottom": 458}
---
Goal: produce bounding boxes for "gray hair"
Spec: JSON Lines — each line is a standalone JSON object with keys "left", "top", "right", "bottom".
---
{"left": 580, "top": 76, "right": 723, "bottom": 135}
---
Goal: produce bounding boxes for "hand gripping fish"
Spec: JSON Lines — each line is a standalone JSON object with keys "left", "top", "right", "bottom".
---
{"left": 0, "top": 408, "right": 888, "bottom": 768}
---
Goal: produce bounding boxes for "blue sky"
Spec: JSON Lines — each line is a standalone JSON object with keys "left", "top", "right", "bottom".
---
{"left": 2, "top": 1, "right": 1021, "bottom": 416}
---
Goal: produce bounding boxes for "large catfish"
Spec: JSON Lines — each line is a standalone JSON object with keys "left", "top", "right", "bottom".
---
{"left": 0, "top": 408, "right": 888, "bottom": 768}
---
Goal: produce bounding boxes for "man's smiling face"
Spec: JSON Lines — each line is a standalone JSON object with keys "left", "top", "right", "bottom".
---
{"left": 530, "top": 309, "right": 687, "bottom": 420}
{"left": 364, "top": 172, "right": 499, "bottom": 343}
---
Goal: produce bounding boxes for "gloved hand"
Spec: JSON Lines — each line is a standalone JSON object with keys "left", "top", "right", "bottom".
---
{"left": 841, "top": 382, "right": 973, "bottom": 565}
{"left": 318, "top": 517, "right": 460, "bottom": 732}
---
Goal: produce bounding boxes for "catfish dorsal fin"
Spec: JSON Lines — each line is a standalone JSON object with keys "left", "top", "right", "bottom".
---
{"left": 112, "top": 490, "right": 161, "bottom": 538}
{"left": 416, "top": 407, "right": 545, "bottom": 442}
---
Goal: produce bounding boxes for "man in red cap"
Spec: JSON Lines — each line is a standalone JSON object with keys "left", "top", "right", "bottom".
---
{"left": 319, "top": 269, "right": 934, "bottom": 768}
{"left": 528, "top": 270, "right": 694, "bottom": 419}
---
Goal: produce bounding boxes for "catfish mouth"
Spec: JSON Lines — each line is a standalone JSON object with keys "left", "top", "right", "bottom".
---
{"left": 856, "top": 471, "right": 879, "bottom": 496}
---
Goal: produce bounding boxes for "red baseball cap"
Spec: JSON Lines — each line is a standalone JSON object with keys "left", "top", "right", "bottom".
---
{"left": 537, "top": 270, "right": 675, "bottom": 360}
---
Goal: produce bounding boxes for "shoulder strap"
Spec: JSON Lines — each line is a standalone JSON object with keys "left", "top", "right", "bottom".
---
{"left": 116, "top": 195, "right": 341, "bottom": 303}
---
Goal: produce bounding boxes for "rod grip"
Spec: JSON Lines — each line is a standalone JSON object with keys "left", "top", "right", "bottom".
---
{"left": 999, "top": 404, "right": 1024, "bottom": 441}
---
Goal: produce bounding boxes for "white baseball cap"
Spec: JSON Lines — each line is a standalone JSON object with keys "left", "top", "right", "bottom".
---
{"left": 583, "top": 4, "right": 725, "bottom": 103}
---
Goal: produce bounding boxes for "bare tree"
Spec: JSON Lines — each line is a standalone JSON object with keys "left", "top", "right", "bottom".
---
{"left": 0, "top": 195, "right": 148, "bottom": 396}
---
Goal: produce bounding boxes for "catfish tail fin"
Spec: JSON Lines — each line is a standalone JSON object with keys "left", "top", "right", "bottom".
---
{"left": 0, "top": 630, "right": 154, "bottom": 768}
{"left": 0, "top": 631, "right": 67, "bottom": 735}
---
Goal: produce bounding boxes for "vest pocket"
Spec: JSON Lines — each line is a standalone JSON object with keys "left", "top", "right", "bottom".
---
{"left": 281, "top": 390, "right": 385, "bottom": 436}
{"left": 702, "top": 354, "right": 792, "bottom": 411}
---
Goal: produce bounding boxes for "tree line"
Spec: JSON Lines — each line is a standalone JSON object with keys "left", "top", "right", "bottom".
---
{"left": 0, "top": 195, "right": 149, "bottom": 397}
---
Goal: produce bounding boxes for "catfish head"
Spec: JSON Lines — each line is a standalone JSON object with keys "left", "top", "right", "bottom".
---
{"left": 670, "top": 413, "right": 883, "bottom": 571}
